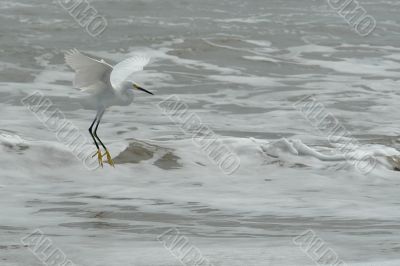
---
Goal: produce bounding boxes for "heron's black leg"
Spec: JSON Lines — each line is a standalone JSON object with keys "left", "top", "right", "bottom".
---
{"left": 93, "top": 109, "right": 107, "bottom": 151}
{"left": 90, "top": 112, "right": 104, "bottom": 167}
{"left": 89, "top": 115, "right": 99, "bottom": 150}
{"left": 93, "top": 109, "right": 115, "bottom": 167}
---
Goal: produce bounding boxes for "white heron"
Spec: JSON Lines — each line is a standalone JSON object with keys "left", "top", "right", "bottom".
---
{"left": 64, "top": 49, "right": 154, "bottom": 168}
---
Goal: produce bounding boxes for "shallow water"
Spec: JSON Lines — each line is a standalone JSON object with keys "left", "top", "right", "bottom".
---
{"left": 1, "top": 0, "right": 400, "bottom": 265}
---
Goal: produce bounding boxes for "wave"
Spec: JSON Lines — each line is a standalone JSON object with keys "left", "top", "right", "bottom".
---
{"left": 260, "top": 137, "right": 400, "bottom": 173}
{"left": 2, "top": 131, "right": 400, "bottom": 176}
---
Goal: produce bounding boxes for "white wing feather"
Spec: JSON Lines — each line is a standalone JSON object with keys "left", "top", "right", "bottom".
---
{"left": 64, "top": 49, "right": 113, "bottom": 94}
{"left": 109, "top": 55, "right": 150, "bottom": 89}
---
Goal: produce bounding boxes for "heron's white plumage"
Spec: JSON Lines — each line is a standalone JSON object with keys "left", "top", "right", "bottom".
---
{"left": 109, "top": 55, "right": 150, "bottom": 89}
{"left": 64, "top": 49, "right": 150, "bottom": 95}
{"left": 64, "top": 49, "right": 112, "bottom": 94}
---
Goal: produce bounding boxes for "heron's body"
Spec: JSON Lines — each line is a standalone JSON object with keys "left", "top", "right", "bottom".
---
{"left": 95, "top": 82, "right": 134, "bottom": 109}
{"left": 64, "top": 49, "right": 153, "bottom": 167}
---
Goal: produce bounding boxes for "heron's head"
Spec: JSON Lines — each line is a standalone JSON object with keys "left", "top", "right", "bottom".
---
{"left": 132, "top": 83, "right": 154, "bottom": 95}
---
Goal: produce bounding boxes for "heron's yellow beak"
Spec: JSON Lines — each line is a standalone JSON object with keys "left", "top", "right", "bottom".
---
{"left": 132, "top": 84, "right": 154, "bottom": 95}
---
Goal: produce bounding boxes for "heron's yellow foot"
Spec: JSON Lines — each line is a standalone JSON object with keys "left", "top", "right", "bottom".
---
{"left": 92, "top": 149, "right": 104, "bottom": 168}
{"left": 104, "top": 149, "right": 115, "bottom": 167}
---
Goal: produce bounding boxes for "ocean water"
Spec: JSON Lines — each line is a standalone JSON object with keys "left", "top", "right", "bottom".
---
{"left": 1, "top": 0, "right": 400, "bottom": 265}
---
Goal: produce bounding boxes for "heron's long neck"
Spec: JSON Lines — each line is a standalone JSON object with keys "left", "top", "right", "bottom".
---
{"left": 116, "top": 84, "right": 134, "bottom": 105}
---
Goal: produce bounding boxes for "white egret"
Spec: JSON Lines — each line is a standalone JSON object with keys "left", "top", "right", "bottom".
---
{"left": 64, "top": 49, "right": 154, "bottom": 168}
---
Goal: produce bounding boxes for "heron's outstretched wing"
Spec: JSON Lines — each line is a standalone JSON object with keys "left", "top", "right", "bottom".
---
{"left": 64, "top": 49, "right": 113, "bottom": 94}
{"left": 109, "top": 55, "right": 150, "bottom": 89}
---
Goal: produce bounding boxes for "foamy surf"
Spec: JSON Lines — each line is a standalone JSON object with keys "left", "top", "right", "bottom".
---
{"left": 260, "top": 137, "right": 400, "bottom": 173}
